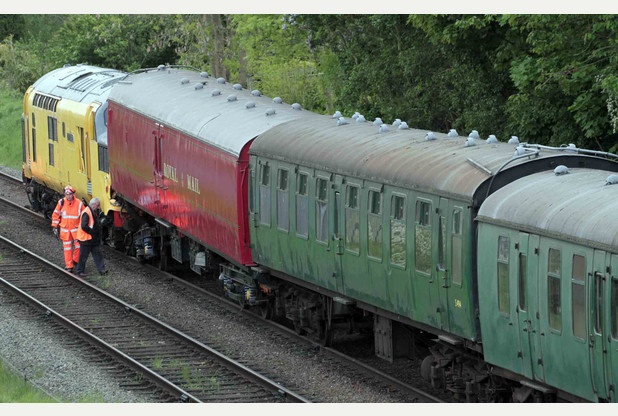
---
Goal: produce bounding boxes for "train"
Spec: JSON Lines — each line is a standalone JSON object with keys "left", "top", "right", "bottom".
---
{"left": 21, "top": 64, "right": 618, "bottom": 402}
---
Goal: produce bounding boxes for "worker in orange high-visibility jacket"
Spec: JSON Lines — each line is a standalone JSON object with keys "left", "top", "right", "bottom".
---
{"left": 51, "top": 185, "right": 84, "bottom": 272}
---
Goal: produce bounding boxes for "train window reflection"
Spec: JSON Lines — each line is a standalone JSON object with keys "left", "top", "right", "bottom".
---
{"left": 547, "top": 248, "right": 562, "bottom": 332}
{"left": 497, "top": 236, "right": 510, "bottom": 315}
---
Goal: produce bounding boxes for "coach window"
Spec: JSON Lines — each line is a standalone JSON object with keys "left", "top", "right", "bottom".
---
{"left": 367, "top": 190, "right": 383, "bottom": 260}
{"left": 610, "top": 278, "right": 618, "bottom": 339}
{"left": 518, "top": 253, "right": 527, "bottom": 311}
{"left": 547, "top": 248, "right": 562, "bottom": 332}
{"left": 415, "top": 200, "right": 431, "bottom": 273}
{"left": 451, "top": 209, "right": 463, "bottom": 285}
{"left": 571, "top": 254, "right": 586, "bottom": 339}
{"left": 497, "top": 236, "right": 510, "bottom": 315}
{"left": 47, "top": 116, "right": 58, "bottom": 141}
{"left": 390, "top": 194, "right": 406, "bottom": 267}
{"left": 345, "top": 185, "right": 360, "bottom": 254}
{"left": 316, "top": 178, "right": 329, "bottom": 243}
{"left": 259, "top": 164, "right": 271, "bottom": 226}
{"left": 296, "top": 172, "right": 308, "bottom": 238}
{"left": 277, "top": 169, "right": 289, "bottom": 231}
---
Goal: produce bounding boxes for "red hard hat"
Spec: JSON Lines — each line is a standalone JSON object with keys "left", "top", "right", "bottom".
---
{"left": 64, "top": 185, "right": 75, "bottom": 194}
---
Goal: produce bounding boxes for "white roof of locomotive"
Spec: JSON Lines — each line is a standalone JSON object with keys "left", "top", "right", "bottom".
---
{"left": 30, "top": 64, "right": 126, "bottom": 104}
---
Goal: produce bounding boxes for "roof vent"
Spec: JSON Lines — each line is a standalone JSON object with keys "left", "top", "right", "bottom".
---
{"left": 554, "top": 165, "right": 569, "bottom": 175}
{"left": 246, "top": 101, "right": 256, "bottom": 109}
{"left": 606, "top": 174, "right": 618, "bottom": 185}
{"left": 291, "top": 103, "right": 302, "bottom": 111}
{"left": 227, "top": 95, "right": 237, "bottom": 102}
{"left": 486, "top": 134, "right": 498, "bottom": 143}
{"left": 251, "top": 90, "right": 262, "bottom": 97}
{"left": 233, "top": 83, "right": 242, "bottom": 90}
{"left": 273, "top": 97, "right": 283, "bottom": 104}
{"left": 332, "top": 110, "right": 342, "bottom": 118}
{"left": 379, "top": 124, "right": 389, "bottom": 133}
{"left": 194, "top": 83, "right": 204, "bottom": 90}
{"left": 465, "top": 137, "right": 477, "bottom": 147}
{"left": 265, "top": 108, "right": 276, "bottom": 116}
{"left": 211, "top": 90, "right": 221, "bottom": 96}
{"left": 356, "top": 115, "right": 366, "bottom": 123}
{"left": 217, "top": 77, "right": 226, "bottom": 84}
{"left": 447, "top": 129, "right": 458, "bottom": 137}
{"left": 508, "top": 136, "right": 520, "bottom": 145}
{"left": 514, "top": 145, "right": 526, "bottom": 156}
{"left": 200, "top": 71, "right": 209, "bottom": 78}
{"left": 180, "top": 78, "right": 190, "bottom": 85}
{"left": 352, "top": 112, "right": 360, "bottom": 120}
{"left": 157, "top": 64, "right": 167, "bottom": 71}
{"left": 392, "top": 119, "right": 402, "bottom": 128}
{"left": 373, "top": 117, "right": 383, "bottom": 126}
{"left": 337, "top": 117, "right": 349, "bottom": 126}
{"left": 398, "top": 122, "right": 409, "bottom": 130}
{"left": 426, "top": 132, "right": 436, "bottom": 141}
{"left": 469, "top": 130, "right": 480, "bottom": 140}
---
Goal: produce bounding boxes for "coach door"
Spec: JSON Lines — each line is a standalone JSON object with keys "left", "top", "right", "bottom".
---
{"left": 516, "top": 232, "right": 544, "bottom": 381}
{"left": 608, "top": 254, "right": 618, "bottom": 402}
{"left": 331, "top": 175, "right": 344, "bottom": 293}
{"left": 152, "top": 123, "right": 165, "bottom": 217}
{"left": 590, "top": 250, "right": 610, "bottom": 400}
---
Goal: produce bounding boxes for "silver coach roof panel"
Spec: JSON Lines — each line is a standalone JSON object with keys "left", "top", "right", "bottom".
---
{"left": 108, "top": 66, "right": 317, "bottom": 156}
{"left": 250, "top": 117, "right": 573, "bottom": 202}
{"left": 31, "top": 64, "right": 127, "bottom": 103}
{"left": 477, "top": 169, "right": 618, "bottom": 251}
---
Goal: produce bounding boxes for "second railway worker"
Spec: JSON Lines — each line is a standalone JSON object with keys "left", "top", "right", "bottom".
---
{"left": 74, "top": 197, "right": 107, "bottom": 277}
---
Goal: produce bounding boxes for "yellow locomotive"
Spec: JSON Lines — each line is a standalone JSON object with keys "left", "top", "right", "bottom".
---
{"left": 21, "top": 64, "right": 126, "bottom": 219}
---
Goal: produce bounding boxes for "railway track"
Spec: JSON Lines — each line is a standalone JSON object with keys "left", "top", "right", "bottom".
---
{"left": 0, "top": 234, "right": 308, "bottom": 402}
{"left": 0, "top": 169, "right": 446, "bottom": 402}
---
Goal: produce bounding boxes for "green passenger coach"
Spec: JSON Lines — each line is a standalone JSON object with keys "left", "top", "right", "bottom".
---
{"left": 477, "top": 168, "right": 618, "bottom": 402}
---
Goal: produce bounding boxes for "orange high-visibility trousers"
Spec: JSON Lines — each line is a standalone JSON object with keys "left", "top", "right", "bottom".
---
{"left": 62, "top": 239, "right": 81, "bottom": 269}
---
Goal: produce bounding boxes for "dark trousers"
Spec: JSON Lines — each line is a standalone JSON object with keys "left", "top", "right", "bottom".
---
{"left": 75, "top": 243, "right": 106, "bottom": 274}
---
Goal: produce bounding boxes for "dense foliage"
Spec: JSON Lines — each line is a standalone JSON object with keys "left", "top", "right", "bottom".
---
{"left": 1, "top": 14, "right": 617, "bottom": 152}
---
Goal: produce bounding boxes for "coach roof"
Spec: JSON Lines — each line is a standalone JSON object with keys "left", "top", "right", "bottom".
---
{"left": 108, "top": 66, "right": 316, "bottom": 156}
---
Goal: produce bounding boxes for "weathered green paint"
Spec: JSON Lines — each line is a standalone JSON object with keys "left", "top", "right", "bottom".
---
{"left": 249, "top": 156, "right": 480, "bottom": 341}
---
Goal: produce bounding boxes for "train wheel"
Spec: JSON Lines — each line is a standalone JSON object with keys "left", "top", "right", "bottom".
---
{"left": 420, "top": 355, "right": 435, "bottom": 383}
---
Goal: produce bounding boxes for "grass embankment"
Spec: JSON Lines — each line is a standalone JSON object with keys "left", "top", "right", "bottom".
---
{"left": 0, "top": 87, "right": 24, "bottom": 170}
{"left": 0, "top": 362, "right": 55, "bottom": 403}
{"left": 0, "top": 86, "right": 54, "bottom": 403}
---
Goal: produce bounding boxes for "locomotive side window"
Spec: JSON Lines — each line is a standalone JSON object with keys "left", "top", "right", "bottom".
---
{"left": 32, "top": 127, "right": 37, "bottom": 162}
{"left": 610, "top": 278, "right": 618, "bottom": 339}
{"left": 390, "top": 195, "right": 406, "bottom": 267}
{"left": 547, "top": 248, "right": 562, "bottom": 332}
{"left": 451, "top": 209, "right": 463, "bottom": 286}
{"left": 414, "top": 200, "right": 431, "bottom": 273}
{"left": 571, "top": 254, "right": 586, "bottom": 339}
{"left": 296, "top": 173, "right": 308, "bottom": 238}
{"left": 497, "top": 236, "right": 510, "bottom": 315}
{"left": 62, "top": 122, "right": 66, "bottom": 138}
{"left": 316, "top": 178, "right": 329, "bottom": 242}
{"left": 277, "top": 169, "right": 289, "bottom": 231}
{"left": 48, "top": 143, "right": 54, "bottom": 167}
{"left": 67, "top": 132, "right": 74, "bottom": 143}
{"left": 367, "top": 190, "right": 382, "bottom": 260}
{"left": 259, "top": 164, "right": 271, "bottom": 226}
{"left": 345, "top": 185, "right": 360, "bottom": 254}
{"left": 98, "top": 144, "right": 109, "bottom": 173}
{"left": 47, "top": 116, "right": 58, "bottom": 141}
